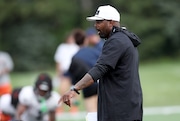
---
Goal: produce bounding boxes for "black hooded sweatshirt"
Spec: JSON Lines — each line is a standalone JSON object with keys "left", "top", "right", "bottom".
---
{"left": 88, "top": 26, "right": 143, "bottom": 121}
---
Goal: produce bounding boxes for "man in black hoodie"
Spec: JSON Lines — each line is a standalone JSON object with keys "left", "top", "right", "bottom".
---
{"left": 59, "top": 5, "right": 143, "bottom": 121}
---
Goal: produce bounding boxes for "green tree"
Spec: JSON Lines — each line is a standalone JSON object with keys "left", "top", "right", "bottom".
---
{"left": 112, "top": 0, "right": 180, "bottom": 59}
{"left": 0, "top": 0, "right": 179, "bottom": 71}
{"left": 0, "top": 0, "right": 83, "bottom": 71}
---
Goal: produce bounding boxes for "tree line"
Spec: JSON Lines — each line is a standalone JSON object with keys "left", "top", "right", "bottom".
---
{"left": 0, "top": 0, "right": 179, "bottom": 71}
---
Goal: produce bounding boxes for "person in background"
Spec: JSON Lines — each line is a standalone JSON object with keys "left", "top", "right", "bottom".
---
{"left": 0, "top": 51, "right": 14, "bottom": 96}
{"left": 54, "top": 31, "right": 79, "bottom": 113}
{"left": 69, "top": 28, "right": 103, "bottom": 113}
{"left": 15, "top": 73, "right": 60, "bottom": 121}
{"left": 0, "top": 87, "right": 22, "bottom": 121}
{"left": 59, "top": 5, "right": 143, "bottom": 121}
{"left": 86, "top": 27, "right": 104, "bottom": 52}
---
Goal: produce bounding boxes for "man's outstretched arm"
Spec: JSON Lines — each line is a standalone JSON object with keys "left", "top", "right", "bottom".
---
{"left": 58, "top": 73, "right": 94, "bottom": 107}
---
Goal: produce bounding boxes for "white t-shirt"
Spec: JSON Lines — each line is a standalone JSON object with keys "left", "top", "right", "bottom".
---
{"left": 18, "top": 86, "right": 60, "bottom": 121}
{"left": 54, "top": 43, "right": 79, "bottom": 72}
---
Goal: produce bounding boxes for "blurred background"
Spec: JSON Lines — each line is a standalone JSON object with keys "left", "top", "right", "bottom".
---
{"left": 0, "top": 0, "right": 180, "bottom": 121}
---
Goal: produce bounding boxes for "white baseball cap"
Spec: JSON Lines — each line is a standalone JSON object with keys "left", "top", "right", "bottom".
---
{"left": 86, "top": 5, "right": 120, "bottom": 22}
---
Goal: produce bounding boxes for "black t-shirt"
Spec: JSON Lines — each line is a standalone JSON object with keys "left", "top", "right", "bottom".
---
{"left": 69, "top": 57, "right": 90, "bottom": 85}
{"left": 69, "top": 57, "right": 98, "bottom": 98}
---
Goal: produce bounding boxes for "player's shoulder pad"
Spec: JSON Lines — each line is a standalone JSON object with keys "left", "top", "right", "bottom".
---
{"left": 19, "top": 86, "right": 34, "bottom": 105}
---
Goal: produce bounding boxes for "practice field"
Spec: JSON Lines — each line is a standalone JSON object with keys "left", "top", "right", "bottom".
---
{"left": 140, "top": 60, "right": 180, "bottom": 107}
{"left": 10, "top": 59, "right": 180, "bottom": 121}
{"left": 55, "top": 106, "right": 180, "bottom": 121}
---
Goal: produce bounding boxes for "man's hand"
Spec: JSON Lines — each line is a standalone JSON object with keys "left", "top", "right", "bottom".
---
{"left": 58, "top": 90, "right": 75, "bottom": 107}
{"left": 58, "top": 73, "right": 94, "bottom": 107}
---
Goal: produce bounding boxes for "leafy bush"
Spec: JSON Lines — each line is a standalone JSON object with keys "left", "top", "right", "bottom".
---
{"left": 2, "top": 22, "right": 56, "bottom": 71}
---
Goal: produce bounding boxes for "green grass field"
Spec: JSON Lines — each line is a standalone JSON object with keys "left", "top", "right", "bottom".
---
{"left": 144, "top": 114, "right": 180, "bottom": 121}
{"left": 140, "top": 60, "right": 180, "bottom": 106}
{"left": 10, "top": 59, "right": 180, "bottom": 121}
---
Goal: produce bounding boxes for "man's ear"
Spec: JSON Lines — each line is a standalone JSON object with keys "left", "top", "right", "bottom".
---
{"left": 106, "top": 20, "right": 112, "bottom": 27}
{"left": 110, "top": 20, "right": 114, "bottom": 25}
{"left": 109, "top": 20, "right": 116, "bottom": 27}
{"left": 111, "top": 21, "right": 120, "bottom": 28}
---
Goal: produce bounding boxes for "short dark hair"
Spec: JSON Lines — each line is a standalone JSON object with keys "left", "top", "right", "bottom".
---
{"left": 73, "top": 28, "right": 86, "bottom": 46}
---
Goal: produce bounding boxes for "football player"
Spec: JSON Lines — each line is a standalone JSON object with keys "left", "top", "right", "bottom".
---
{"left": 16, "top": 73, "right": 60, "bottom": 121}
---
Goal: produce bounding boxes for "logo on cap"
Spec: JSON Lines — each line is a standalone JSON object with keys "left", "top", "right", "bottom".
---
{"left": 95, "top": 10, "right": 100, "bottom": 15}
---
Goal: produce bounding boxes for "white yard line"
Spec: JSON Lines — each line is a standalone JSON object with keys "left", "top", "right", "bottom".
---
{"left": 144, "top": 105, "right": 180, "bottom": 115}
{"left": 56, "top": 105, "right": 180, "bottom": 120}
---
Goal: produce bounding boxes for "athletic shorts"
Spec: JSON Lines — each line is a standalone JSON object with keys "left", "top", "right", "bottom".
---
{"left": 82, "top": 83, "right": 97, "bottom": 98}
